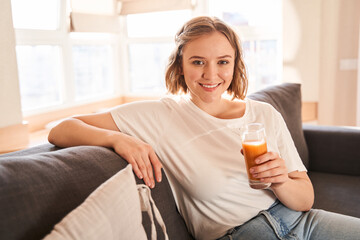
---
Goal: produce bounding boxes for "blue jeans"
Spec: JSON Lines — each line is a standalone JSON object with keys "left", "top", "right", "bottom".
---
{"left": 217, "top": 201, "right": 360, "bottom": 240}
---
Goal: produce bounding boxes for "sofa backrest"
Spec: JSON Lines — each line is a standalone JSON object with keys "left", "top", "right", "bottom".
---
{"left": 248, "top": 83, "right": 309, "bottom": 168}
{"left": 0, "top": 145, "right": 192, "bottom": 240}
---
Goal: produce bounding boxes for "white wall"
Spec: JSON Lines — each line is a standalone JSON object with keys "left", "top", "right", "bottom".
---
{"left": 317, "top": 0, "right": 340, "bottom": 126}
{"left": 284, "top": 0, "right": 360, "bottom": 126}
{"left": 283, "top": 0, "right": 321, "bottom": 103}
{"left": 0, "top": 0, "right": 23, "bottom": 128}
{"left": 328, "top": 0, "right": 359, "bottom": 126}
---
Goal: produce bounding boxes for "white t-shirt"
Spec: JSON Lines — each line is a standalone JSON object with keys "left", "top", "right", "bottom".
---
{"left": 110, "top": 96, "right": 307, "bottom": 240}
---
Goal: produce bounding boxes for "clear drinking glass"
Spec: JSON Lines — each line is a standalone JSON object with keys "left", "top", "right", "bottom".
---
{"left": 241, "top": 123, "right": 271, "bottom": 189}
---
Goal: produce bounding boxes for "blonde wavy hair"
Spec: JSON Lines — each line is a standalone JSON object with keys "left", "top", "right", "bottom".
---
{"left": 165, "top": 16, "right": 248, "bottom": 100}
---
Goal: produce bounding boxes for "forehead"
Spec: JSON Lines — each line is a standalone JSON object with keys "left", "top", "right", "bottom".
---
{"left": 182, "top": 31, "right": 235, "bottom": 57}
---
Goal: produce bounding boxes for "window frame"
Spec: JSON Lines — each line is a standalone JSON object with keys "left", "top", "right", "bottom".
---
{"left": 123, "top": 35, "right": 175, "bottom": 96}
{"left": 13, "top": 0, "right": 120, "bottom": 116}
{"left": 121, "top": 10, "right": 194, "bottom": 96}
{"left": 207, "top": 0, "right": 283, "bottom": 93}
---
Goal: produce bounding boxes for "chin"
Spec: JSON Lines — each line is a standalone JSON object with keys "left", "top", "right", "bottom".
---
{"left": 200, "top": 95, "right": 222, "bottom": 103}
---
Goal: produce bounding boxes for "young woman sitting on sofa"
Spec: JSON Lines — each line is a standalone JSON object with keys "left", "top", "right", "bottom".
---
{"left": 48, "top": 16, "right": 360, "bottom": 240}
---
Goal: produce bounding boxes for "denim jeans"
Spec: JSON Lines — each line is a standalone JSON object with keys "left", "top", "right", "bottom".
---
{"left": 217, "top": 201, "right": 360, "bottom": 240}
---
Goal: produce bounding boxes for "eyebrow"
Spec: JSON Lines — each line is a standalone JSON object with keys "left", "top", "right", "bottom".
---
{"left": 188, "top": 55, "right": 233, "bottom": 60}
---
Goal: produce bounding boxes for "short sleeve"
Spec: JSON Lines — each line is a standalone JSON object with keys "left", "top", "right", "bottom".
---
{"left": 110, "top": 100, "right": 172, "bottom": 148}
{"left": 274, "top": 110, "right": 307, "bottom": 173}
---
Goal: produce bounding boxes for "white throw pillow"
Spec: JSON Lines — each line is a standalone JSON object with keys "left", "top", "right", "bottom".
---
{"left": 43, "top": 164, "right": 147, "bottom": 240}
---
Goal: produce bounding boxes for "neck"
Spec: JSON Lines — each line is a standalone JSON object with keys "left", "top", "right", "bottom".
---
{"left": 189, "top": 95, "right": 246, "bottom": 120}
{"left": 190, "top": 96, "right": 227, "bottom": 117}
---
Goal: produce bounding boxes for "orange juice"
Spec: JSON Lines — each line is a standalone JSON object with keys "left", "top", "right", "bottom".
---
{"left": 242, "top": 140, "right": 267, "bottom": 181}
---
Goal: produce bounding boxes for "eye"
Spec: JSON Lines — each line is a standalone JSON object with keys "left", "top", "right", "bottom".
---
{"left": 218, "top": 60, "right": 230, "bottom": 65}
{"left": 192, "top": 60, "right": 204, "bottom": 65}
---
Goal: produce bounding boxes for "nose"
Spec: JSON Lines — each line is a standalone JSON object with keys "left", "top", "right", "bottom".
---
{"left": 202, "top": 63, "right": 217, "bottom": 80}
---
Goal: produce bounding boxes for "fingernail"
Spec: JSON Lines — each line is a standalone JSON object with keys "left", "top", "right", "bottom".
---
{"left": 157, "top": 177, "right": 162, "bottom": 182}
{"left": 139, "top": 175, "right": 143, "bottom": 179}
{"left": 250, "top": 168, "right": 254, "bottom": 173}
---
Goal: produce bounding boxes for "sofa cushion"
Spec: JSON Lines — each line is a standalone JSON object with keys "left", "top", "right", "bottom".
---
{"left": 248, "top": 83, "right": 309, "bottom": 168}
{"left": 0, "top": 145, "right": 192, "bottom": 240}
{"left": 308, "top": 171, "right": 360, "bottom": 218}
{"left": 43, "top": 164, "right": 147, "bottom": 240}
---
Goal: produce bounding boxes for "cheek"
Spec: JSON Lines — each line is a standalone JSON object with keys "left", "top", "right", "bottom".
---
{"left": 220, "top": 67, "right": 234, "bottom": 80}
{"left": 183, "top": 67, "right": 201, "bottom": 82}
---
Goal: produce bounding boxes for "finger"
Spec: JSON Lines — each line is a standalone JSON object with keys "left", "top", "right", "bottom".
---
{"left": 141, "top": 153, "right": 155, "bottom": 188}
{"left": 149, "top": 150, "right": 162, "bottom": 183}
{"left": 128, "top": 159, "right": 143, "bottom": 180}
{"left": 251, "top": 158, "right": 283, "bottom": 174}
{"left": 135, "top": 154, "right": 152, "bottom": 187}
{"left": 253, "top": 166, "right": 287, "bottom": 179}
{"left": 255, "top": 151, "right": 279, "bottom": 164}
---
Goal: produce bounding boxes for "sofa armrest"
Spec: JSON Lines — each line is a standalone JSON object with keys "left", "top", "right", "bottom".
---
{"left": 303, "top": 124, "right": 360, "bottom": 175}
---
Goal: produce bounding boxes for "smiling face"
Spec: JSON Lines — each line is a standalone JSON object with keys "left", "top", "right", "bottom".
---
{"left": 181, "top": 31, "right": 235, "bottom": 108}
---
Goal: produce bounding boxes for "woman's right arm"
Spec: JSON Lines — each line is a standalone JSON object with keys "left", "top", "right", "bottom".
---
{"left": 48, "top": 112, "right": 162, "bottom": 188}
{"left": 48, "top": 113, "right": 119, "bottom": 148}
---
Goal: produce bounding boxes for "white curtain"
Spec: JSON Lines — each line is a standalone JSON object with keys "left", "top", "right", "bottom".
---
{"left": 119, "top": 0, "right": 193, "bottom": 15}
{"left": 70, "top": 0, "right": 120, "bottom": 32}
{"left": 70, "top": 0, "right": 194, "bottom": 32}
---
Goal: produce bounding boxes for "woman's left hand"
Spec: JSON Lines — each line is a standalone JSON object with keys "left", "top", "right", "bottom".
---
{"left": 249, "top": 151, "right": 290, "bottom": 187}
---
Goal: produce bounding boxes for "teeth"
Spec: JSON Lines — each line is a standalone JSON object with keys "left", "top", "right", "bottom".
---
{"left": 201, "top": 83, "right": 219, "bottom": 88}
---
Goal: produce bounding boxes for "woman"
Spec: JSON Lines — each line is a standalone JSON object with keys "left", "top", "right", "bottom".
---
{"left": 48, "top": 16, "right": 360, "bottom": 240}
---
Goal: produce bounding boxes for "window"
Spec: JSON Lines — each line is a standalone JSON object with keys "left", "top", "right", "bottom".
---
{"left": 209, "top": 0, "right": 282, "bottom": 93}
{"left": 127, "top": 1, "right": 282, "bottom": 95}
{"left": 12, "top": 0, "right": 282, "bottom": 114}
{"left": 15, "top": 45, "right": 62, "bottom": 110}
{"left": 72, "top": 44, "right": 114, "bottom": 100}
{"left": 11, "top": 0, "right": 117, "bottom": 114}
{"left": 125, "top": 10, "right": 192, "bottom": 95}
{"left": 127, "top": 10, "right": 191, "bottom": 38}
{"left": 128, "top": 43, "right": 173, "bottom": 93}
{"left": 11, "top": 0, "right": 59, "bottom": 30}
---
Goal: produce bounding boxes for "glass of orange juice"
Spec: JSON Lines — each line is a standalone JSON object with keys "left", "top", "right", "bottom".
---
{"left": 241, "top": 123, "right": 271, "bottom": 189}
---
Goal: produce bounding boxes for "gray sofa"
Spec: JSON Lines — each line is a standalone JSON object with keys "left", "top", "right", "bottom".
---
{"left": 1, "top": 83, "right": 359, "bottom": 240}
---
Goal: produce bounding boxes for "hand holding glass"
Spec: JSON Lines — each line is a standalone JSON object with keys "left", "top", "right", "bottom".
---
{"left": 241, "top": 123, "right": 271, "bottom": 189}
